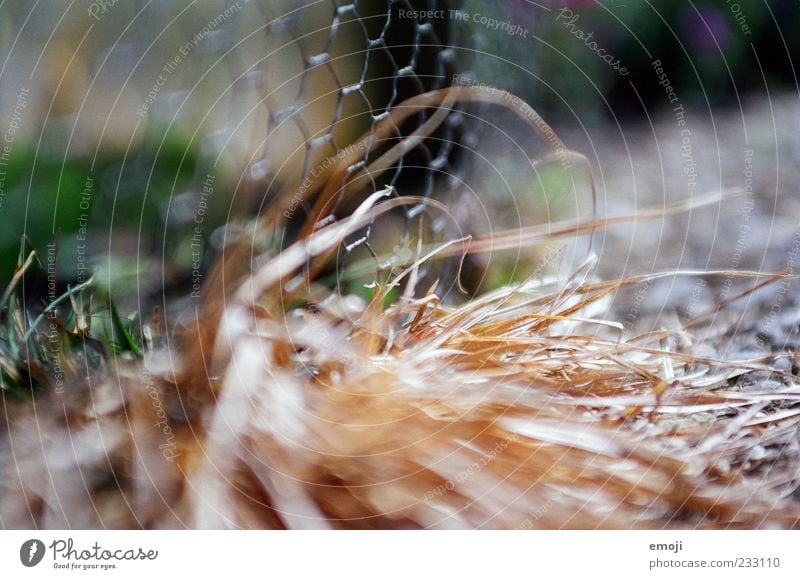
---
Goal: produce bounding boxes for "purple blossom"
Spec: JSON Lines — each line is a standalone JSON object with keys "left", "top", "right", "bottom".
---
{"left": 679, "top": 6, "right": 731, "bottom": 54}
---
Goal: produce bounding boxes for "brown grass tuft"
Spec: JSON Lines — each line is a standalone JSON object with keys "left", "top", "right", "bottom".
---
{"left": 2, "top": 89, "right": 799, "bottom": 529}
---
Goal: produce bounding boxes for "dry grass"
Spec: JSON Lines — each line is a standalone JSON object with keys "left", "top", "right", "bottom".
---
{"left": 2, "top": 88, "right": 799, "bottom": 529}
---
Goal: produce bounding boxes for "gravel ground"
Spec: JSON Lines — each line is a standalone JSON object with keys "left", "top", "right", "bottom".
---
{"left": 555, "top": 92, "right": 800, "bottom": 336}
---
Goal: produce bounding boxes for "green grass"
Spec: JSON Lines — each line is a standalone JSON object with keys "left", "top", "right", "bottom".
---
{"left": 0, "top": 247, "right": 145, "bottom": 400}
{"left": 0, "top": 128, "right": 202, "bottom": 287}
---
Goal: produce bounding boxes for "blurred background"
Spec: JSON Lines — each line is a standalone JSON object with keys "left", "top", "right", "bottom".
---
{"left": 456, "top": 0, "right": 800, "bottom": 332}
{"left": 1, "top": 0, "right": 799, "bottom": 334}
{"left": 0, "top": 0, "right": 455, "bottom": 312}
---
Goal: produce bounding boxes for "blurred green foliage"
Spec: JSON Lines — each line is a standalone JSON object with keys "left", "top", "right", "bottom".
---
{"left": 0, "top": 129, "right": 207, "bottom": 287}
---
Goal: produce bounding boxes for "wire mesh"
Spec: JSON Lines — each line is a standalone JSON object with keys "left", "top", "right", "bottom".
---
{"left": 254, "top": 0, "right": 460, "bottom": 275}
{"left": 0, "top": 0, "right": 464, "bottom": 302}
